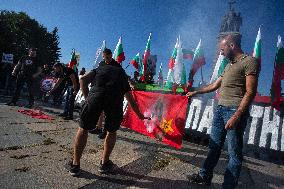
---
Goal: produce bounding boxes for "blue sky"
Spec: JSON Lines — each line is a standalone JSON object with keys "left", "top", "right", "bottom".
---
{"left": 1, "top": 0, "right": 284, "bottom": 95}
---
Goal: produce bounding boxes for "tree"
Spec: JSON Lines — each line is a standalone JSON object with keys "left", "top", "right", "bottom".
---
{"left": 0, "top": 11, "right": 61, "bottom": 67}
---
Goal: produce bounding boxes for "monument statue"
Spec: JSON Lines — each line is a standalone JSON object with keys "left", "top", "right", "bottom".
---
{"left": 220, "top": 0, "right": 242, "bottom": 33}
{"left": 211, "top": 0, "right": 243, "bottom": 77}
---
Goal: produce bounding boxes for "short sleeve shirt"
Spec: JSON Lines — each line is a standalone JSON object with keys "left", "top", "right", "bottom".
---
{"left": 218, "top": 55, "right": 260, "bottom": 107}
{"left": 19, "top": 56, "right": 39, "bottom": 77}
{"left": 89, "top": 59, "right": 131, "bottom": 99}
{"left": 56, "top": 67, "right": 79, "bottom": 87}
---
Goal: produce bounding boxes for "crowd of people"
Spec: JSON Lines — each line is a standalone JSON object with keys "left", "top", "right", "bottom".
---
{"left": 0, "top": 33, "right": 260, "bottom": 189}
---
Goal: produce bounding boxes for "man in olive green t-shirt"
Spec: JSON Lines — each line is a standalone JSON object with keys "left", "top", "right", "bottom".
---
{"left": 186, "top": 34, "right": 260, "bottom": 189}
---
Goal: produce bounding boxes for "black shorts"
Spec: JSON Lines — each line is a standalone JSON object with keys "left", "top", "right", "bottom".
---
{"left": 79, "top": 95, "right": 123, "bottom": 133}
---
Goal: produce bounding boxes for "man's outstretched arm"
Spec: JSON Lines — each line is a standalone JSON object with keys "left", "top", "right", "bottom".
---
{"left": 186, "top": 77, "right": 222, "bottom": 98}
{"left": 124, "top": 92, "right": 149, "bottom": 120}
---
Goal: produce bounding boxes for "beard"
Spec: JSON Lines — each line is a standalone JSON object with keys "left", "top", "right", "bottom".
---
{"left": 226, "top": 50, "right": 234, "bottom": 61}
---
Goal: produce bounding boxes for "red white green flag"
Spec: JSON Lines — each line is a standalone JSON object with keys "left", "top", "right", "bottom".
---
{"left": 141, "top": 33, "right": 152, "bottom": 81}
{"left": 253, "top": 27, "right": 261, "bottom": 64}
{"left": 210, "top": 52, "right": 228, "bottom": 83}
{"left": 271, "top": 35, "right": 284, "bottom": 110}
{"left": 130, "top": 53, "right": 140, "bottom": 70}
{"left": 165, "top": 38, "right": 178, "bottom": 89}
{"left": 188, "top": 39, "right": 206, "bottom": 87}
{"left": 122, "top": 91, "right": 188, "bottom": 149}
{"left": 113, "top": 36, "right": 125, "bottom": 64}
{"left": 68, "top": 49, "right": 78, "bottom": 72}
{"left": 173, "top": 36, "right": 187, "bottom": 86}
{"left": 165, "top": 37, "right": 187, "bottom": 93}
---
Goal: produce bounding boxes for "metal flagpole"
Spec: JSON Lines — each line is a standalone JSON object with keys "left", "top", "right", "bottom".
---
{"left": 200, "top": 65, "right": 204, "bottom": 84}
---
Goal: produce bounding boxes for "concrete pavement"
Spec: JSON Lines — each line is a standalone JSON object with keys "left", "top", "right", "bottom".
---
{"left": 0, "top": 96, "right": 283, "bottom": 189}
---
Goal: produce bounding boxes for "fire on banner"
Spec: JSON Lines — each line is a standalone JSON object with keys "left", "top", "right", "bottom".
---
{"left": 122, "top": 91, "right": 188, "bottom": 149}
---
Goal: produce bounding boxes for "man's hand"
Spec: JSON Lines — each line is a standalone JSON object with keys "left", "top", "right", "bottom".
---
{"left": 186, "top": 91, "right": 197, "bottom": 98}
{"left": 225, "top": 115, "right": 240, "bottom": 130}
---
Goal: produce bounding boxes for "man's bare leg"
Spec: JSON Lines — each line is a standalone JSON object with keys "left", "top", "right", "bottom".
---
{"left": 73, "top": 127, "right": 88, "bottom": 165}
{"left": 101, "top": 131, "right": 116, "bottom": 164}
{"left": 96, "top": 112, "right": 104, "bottom": 129}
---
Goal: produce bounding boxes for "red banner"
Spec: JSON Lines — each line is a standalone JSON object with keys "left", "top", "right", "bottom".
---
{"left": 122, "top": 91, "right": 188, "bottom": 149}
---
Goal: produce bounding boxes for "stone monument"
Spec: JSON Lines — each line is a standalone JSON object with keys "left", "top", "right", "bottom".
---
{"left": 212, "top": 0, "right": 242, "bottom": 72}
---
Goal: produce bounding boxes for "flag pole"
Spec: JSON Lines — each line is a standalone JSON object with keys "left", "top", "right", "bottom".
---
{"left": 200, "top": 65, "right": 204, "bottom": 84}
{"left": 124, "top": 63, "right": 131, "bottom": 69}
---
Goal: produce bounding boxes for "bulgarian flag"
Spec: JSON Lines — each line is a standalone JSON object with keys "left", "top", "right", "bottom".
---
{"left": 122, "top": 91, "right": 188, "bottom": 149}
{"left": 130, "top": 53, "right": 140, "bottom": 70}
{"left": 165, "top": 38, "right": 178, "bottom": 89}
{"left": 141, "top": 33, "right": 152, "bottom": 81}
{"left": 270, "top": 35, "right": 284, "bottom": 110}
{"left": 172, "top": 36, "right": 187, "bottom": 87}
{"left": 68, "top": 49, "right": 78, "bottom": 72}
{"left": 210, "top": 52, "right": 229, "bottom": 83}
{"left": 113, "top": 36, "right": 125, "bottom": 64}
{"left": 165, "top": 37, "right": 187, "bottom": 93}
{"left": 253, "top": 27, "right": 261, "bottom": 64}
{"left": 188, "top": 39, "right": 206, "bottom": 87}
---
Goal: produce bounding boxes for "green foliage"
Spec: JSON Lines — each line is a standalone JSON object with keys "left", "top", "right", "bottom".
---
{"left": 135, "top": 83, "right": 184, "bottom": 94}
{"left": 0, "top": 11, "right": 61, "bottom": 66}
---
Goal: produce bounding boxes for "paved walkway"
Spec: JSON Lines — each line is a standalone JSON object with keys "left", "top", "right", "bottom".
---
{"left": 0, "top": 97, "right": 283, "bottom": 189}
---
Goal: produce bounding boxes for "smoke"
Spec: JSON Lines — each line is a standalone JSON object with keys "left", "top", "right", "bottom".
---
{"left": 174, "top": 0, "right": 227, "bottom": 85}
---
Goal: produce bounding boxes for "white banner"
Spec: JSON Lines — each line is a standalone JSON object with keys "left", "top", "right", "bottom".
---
{"left": 2, "top": 53, "right": 13, "bottom": 64}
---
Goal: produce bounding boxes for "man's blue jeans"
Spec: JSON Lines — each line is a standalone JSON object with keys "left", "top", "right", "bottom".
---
{"left": 199, "top": 105, "right": 249, "bottom": 189}
{"left": 63, "top": 86, "right": 75, "bottom": 118}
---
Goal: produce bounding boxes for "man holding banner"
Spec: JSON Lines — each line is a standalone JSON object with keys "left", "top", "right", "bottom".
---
{"left": 186, "top": 34, "right": 260, "bottom": 189}
{"left": 67, "top": 48, "right": 148, "bottom": 176}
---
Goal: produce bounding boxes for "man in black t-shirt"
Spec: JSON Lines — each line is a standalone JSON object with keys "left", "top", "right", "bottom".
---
{"left": 66, "top": 48, "right": 149, "bottom": 176}
{"left": 7, "top": 48, "right": 42, "bottom": 108}
{"left": 49, "top": 63, "right": 79, "bottom": 120}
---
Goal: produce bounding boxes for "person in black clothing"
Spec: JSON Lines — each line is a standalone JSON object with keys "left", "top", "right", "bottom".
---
{"left": 67, "top": 48, "right": 149, "bottom": 176}
{"left": 7, "top": 48, "right": 42, "bottom": 108}
{"left": 49, "top": 63, "right": 79, "bottom": 120}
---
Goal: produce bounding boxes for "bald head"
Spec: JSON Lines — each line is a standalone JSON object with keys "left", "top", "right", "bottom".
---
{"left": 220, "top": 34, "right": 243, "bottom": 60}
{"left": 222, "top": 34, "right": 241, "bottom": 48}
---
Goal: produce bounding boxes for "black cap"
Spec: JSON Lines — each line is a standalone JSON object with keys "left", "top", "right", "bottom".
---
{"left": 103, "top": 48, "right": 112, "bottom": 55}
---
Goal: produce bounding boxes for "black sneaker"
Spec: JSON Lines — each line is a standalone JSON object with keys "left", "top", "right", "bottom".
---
{"left": 99, "top": 160, "right": 115, "bottom": 173}
{"left": 187, "top": 173, "right": 211, "bottom": 186}
{"left": 65, "top": 161, "right": 81, "bottom": 176}
{"left": 98, "top": 129, "right": 107, "bottom": 139}
{"left": 58, "top": 113, "right": 67, "bottom": 117}
{"left": 88, "top": 127, "right": 103, "bottom": 135}
{"left": 64, "top": 116, "right": 73, "bottom": 120}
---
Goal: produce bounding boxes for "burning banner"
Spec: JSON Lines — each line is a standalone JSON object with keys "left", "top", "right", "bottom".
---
{"left": 122, "top": 91, "right": 188, "bottom": 149}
